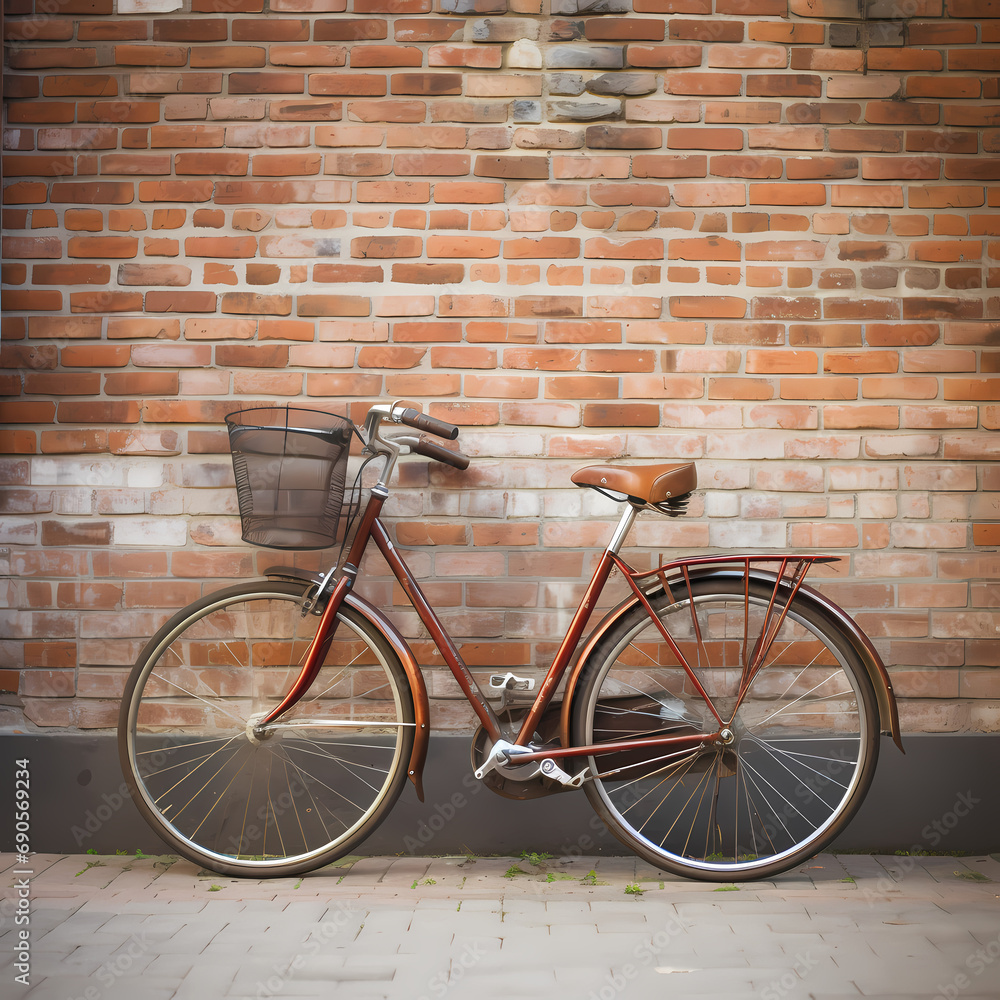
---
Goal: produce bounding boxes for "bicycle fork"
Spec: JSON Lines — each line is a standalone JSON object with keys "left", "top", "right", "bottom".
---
{"left": 254, "top": 573, "right": 352, "bottom": 732}
{"left": 254, "top": 484, "right": 393, "bottom": 733}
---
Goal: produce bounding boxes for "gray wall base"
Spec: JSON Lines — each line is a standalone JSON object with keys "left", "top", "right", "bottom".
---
{"left": 1, "top": 733, "right": 996, "bottom": 857}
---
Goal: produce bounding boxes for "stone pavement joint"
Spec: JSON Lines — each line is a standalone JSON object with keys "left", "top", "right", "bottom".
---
{"left": 1, "top": 853, "right": 999, "bottom": 1000}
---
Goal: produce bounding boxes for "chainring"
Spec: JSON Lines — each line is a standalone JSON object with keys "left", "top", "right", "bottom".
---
{"left": 470, "top": 708, "right": 570, "bottom": 800}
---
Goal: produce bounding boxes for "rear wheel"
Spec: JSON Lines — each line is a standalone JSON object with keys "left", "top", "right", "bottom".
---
{"left": 118, "top": 581, "right": 414, "bottom": 877}
{"left": 571, "top": 575, "right": 879, "bottom": 881}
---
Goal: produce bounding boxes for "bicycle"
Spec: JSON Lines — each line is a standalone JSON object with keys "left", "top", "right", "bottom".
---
{"left": 118, "top": 402, "right": 903, "bottom": 882}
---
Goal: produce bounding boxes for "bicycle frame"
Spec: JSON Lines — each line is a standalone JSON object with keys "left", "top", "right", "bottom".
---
{"left": 260, "top": 481, "right": 902, "bottom": 794}
{"left": 255, "top": 403, "right": 901, "bottom": 798}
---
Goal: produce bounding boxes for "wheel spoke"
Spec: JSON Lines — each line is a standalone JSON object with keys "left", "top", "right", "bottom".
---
{"left": 146, "top": 669, "right": 248, "bottom": 727}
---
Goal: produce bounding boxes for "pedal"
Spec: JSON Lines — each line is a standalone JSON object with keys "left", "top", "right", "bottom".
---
{"left": 473, "top": 739, "right": 590, "bottom": 790}
{"left": 489, "top": 672, "right": 535, "bottom": 692}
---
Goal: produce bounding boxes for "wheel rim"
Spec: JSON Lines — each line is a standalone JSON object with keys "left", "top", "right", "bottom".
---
{"left": 124, "top": 590, "right": 411, "bottom": 871}
{"left": 584, "top": 592, "right": 872, "bottom": 876}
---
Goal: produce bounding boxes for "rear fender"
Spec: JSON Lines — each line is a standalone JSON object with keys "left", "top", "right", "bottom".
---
{"left": 559, "top": 566, "right": 903, "bottom": 753}
{"left": 264, "top": 567, "right": 430, "bottom": 800}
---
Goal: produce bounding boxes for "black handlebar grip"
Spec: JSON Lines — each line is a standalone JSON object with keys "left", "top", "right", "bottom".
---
{"left": 398, "top": 407, "right": 460, "bottom": 440}
{"left": 411, "top": 437, "right": 471, "bottom": 471}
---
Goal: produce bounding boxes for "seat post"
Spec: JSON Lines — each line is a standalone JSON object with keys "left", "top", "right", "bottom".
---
{"left": 606, "top": 503, "right": 640, "bottom": 556}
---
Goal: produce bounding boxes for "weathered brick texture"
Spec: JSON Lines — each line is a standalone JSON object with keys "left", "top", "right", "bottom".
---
{"left": 1, "top": 0, "right": 998, "bottom": 734}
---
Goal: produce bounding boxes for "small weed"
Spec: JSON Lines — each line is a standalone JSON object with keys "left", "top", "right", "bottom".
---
{"left": 520, "top": 851, "right": 553, "bottom": 867}
{"left": 456, "top": 901, "right": 462, "bottom": 912}
{"left": 410, "top": 878, "right": 437, "bottom": 888}
{"left": 624, "top": 883, "right": 643, "bottom": 896}
{"left": 293, "top": 877, "right": 303, "bottom": 890}
{"left": 545, "top": 872, "right": 575, "bottom": 882}
{"left": 503, "top": 865, "right": 524, "bottom": 879}
{"left": 208, "top": 885, "right": 222, "bottom": 892}
{"left": 713, "top": 885, "right": 740, "bottom": 892}
{"left": 840, "top": 876, "right": 856, "bottom": 883}
{"left": 580, "top": 869, "right": 609, "bottom": 886}
{"left": 75, "top": 861, "right": 104, "bottom": 877}
{"left": 134, "top": 849, "right": 149, "bottom": 860}
{"left": 954, "top": 870, "right": 990, "bottom": 882}
{"left": 87, "top": 848, "right": 98, "bottom": 855}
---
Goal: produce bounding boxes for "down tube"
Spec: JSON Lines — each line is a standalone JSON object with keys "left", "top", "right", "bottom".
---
{"left": 370, "top": 518, "right": 503, "bottom": 742}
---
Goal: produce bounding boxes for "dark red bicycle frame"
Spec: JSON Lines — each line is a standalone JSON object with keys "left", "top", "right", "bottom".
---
{"left": 261, "top": 485, "right": 849, "bottom": 768}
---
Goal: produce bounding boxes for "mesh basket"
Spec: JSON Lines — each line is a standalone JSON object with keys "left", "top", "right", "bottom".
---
{"left": 226, "top": 407, "right": 357, "bottom": 550}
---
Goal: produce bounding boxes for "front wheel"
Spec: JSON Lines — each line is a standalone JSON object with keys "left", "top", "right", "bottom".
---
{"left": 571, "top": 575, "right": 880, "bottom": 881}
{"left": 118, "top": 581, "right": 415, "bottom": 877}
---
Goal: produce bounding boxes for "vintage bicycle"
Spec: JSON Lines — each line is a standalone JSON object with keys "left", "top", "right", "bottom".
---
{"left": 118, "top": 403, "right": 902, "bottom": 881}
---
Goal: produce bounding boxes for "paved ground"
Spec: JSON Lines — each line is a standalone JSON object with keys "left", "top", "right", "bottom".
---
{"left": 1, "top": 852, "right": 999, "bottom": 1000}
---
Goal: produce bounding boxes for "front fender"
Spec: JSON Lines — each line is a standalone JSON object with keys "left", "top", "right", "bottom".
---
{"left": 342, "top": 593, "right": 431, "bottom": 800}
{"left": 263, "top": 567, "right": 430, "bottom": 801}
{"left": 559, "top": 567, "right": 903, "bottom": 753}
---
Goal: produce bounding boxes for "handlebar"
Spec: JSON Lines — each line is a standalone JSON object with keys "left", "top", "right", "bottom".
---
{"left": 408, "top": 436, "right": 470, "bottom": 471}
{"left": 397, "top": 407, "right": 460, "bottom": 440}
{"left": 363, "top": 402, "right": 470, "bottom": 472}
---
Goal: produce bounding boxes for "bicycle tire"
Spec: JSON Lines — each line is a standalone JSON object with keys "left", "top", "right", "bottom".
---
{"left": 571, "top": 573, "right": 880, "bottom": 881}
{"left": 118, "top": 580, "right": 415, "bottom": 878}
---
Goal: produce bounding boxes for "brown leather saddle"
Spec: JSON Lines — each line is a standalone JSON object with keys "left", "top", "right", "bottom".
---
{"left": 571, "top": 462, "right": 697, "bottom": 513}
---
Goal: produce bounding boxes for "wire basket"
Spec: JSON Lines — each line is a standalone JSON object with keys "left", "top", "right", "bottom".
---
{"left": 226, "top": 407, "right": 358, "bottom": 550}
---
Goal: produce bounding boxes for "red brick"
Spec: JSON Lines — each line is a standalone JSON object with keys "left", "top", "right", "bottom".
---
{"left": 430, "top": 236, "right": 501, "bottom": 258}
{"left": 32, "top": 263, "right": 110, "bottom": 285}
{"left": 104, "top": 372, "right": 179, "bottom": 396}
{"left": 395, "top": 152, "right": 470, "bottom": 176}
{"left": 8, "top": 47, "right": 99, "bottom": 70}
{"left": 585, "top": 237, "right": 664, "bottom": 260}
{"left": 393, "top": 261, "right": 465, "bottom": 284}
{"left": 503, "top": 348, "right": 580, "bottom": 371}
{"left": 465, "top": 374, "right": 537, "bottom": 399}
{"left": 40, "top": 520, "right": 111, "bottom": 546}
{"left": 358, "top": 346, "right": 426, "bottom": 369}
{"left": 315, "top": 19, "right": 387, "bottom": 41}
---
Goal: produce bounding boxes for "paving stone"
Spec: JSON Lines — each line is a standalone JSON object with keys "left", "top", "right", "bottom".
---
{"left": 6, "top": 853, "right": 1000, "bottom": 999}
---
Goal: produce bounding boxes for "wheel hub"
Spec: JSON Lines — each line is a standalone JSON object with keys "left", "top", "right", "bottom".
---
{"left": 245, "top": 712, "right": 274, "bottom": 745}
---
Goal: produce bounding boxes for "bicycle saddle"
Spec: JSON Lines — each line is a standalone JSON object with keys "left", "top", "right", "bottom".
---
{"left": 572, "top": 462, "right": 697, "bottom": 508}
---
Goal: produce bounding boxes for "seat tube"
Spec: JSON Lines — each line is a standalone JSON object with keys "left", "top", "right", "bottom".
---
{"left": 514, "top": 503, "right": 639, "bottom": 743}
{"left": 606, "top": 504, "right": 639, "bottom": 555}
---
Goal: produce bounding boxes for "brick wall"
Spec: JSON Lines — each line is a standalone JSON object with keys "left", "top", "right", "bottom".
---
{"left": 1, "top": 0, "right": 998, "bottom": 735}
